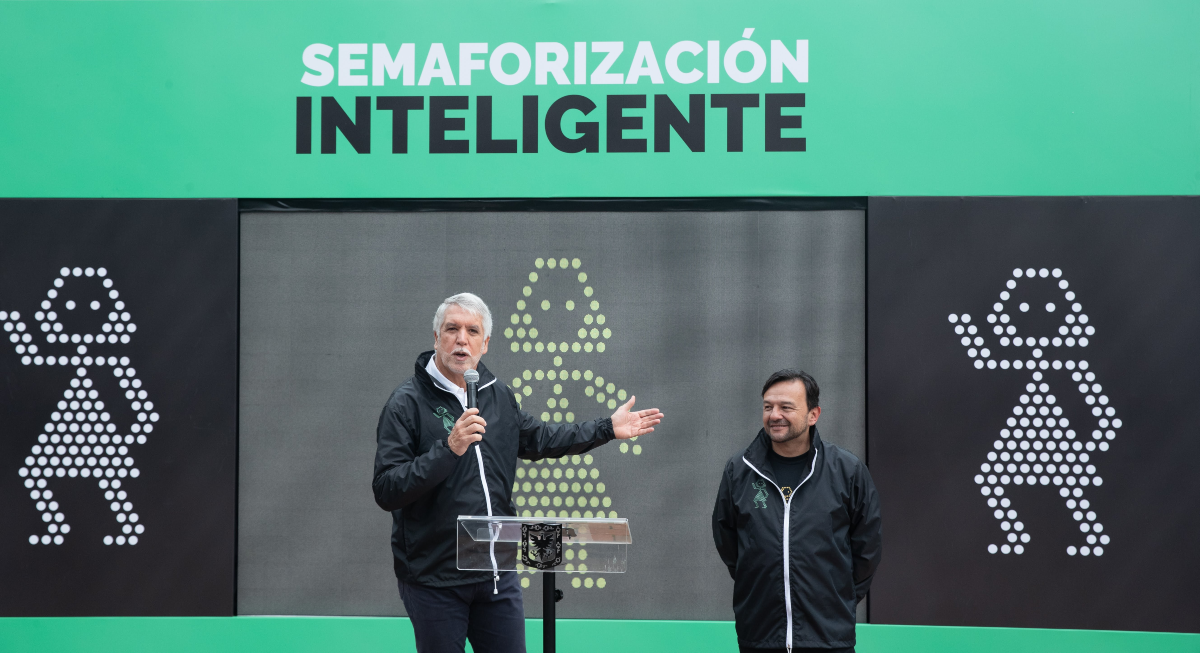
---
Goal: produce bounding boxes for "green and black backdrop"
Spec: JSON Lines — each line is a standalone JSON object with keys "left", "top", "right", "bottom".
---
{"left": 0, "top": 1, "right": 1199, "bottom": 644}
{"left": 2, "top": 197, "right": 1198, "bottom": 635}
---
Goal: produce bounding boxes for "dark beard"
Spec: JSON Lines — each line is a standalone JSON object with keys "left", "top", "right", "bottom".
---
{"left": 767, "top": 421, "right": 809, "bottom": 444}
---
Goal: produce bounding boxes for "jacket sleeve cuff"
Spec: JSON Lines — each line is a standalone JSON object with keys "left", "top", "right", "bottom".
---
{"left": 436, "top": 437, "right": 459, "bottom": 457}
{"left": 599, "top": 417, "right": 614, "bottom": 440}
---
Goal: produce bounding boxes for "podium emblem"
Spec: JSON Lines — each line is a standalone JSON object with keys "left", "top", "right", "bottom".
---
{"left": 520, "top": 522, "right": 562, "bottom": 569}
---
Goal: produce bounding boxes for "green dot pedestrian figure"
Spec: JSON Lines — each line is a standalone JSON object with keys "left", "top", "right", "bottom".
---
{"left": 500, "top": 256, "right": 650, "bottom": 588}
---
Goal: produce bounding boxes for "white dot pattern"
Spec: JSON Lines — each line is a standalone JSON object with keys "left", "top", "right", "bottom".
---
{"left": 9, "top": 267, "right": 151, "bottom": 546}
{"left": 954, "top": 268, "right": 1116, "bottom": 557}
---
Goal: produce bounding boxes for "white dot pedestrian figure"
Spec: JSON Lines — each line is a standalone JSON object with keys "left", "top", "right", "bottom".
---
{"left": 950, "top": 268, "right": 1116, "bottom": 557}
{"left": 5, "top": 266, "right": 154, "bottom": 547}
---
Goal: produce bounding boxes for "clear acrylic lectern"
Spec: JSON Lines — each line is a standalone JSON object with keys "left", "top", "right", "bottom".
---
{"left": 458, "top": 516, "right": 632, "bottom": 653}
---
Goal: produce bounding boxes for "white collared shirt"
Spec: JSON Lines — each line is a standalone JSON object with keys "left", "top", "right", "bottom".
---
{"left": 426, "top": 355, "right": 469, "bottom": 409}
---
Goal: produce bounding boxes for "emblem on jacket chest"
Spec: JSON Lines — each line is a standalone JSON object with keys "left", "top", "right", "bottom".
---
{"left": 434, "top": 406, "right": 454, "bottom": 434}
{"left": 751, "top": 479, "right": 769, "bottom": 509}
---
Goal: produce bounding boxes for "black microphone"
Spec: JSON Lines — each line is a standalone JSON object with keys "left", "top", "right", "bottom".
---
{"left": 464, "top": 369, "right": 479, "bottom": 410}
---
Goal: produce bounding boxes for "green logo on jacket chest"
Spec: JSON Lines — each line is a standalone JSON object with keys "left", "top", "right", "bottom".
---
{"left": 751, "top": 479, "right": 769, "bottom": 509}
{"left": 434, "top": 406, "right": 454, "bottom": 434}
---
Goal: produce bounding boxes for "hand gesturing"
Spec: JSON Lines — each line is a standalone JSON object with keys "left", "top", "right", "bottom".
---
{"left": 610, "top": 396, "right": 664, "bottom": 440}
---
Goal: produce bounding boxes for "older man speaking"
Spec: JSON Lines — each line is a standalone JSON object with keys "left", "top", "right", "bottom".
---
{"left": 373, "top": 292, "right": 663, "bottom": 653}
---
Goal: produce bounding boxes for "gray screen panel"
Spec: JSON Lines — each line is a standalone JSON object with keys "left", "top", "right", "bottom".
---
{"left": 238, "top": 210, "right": 865, "bottom": 618}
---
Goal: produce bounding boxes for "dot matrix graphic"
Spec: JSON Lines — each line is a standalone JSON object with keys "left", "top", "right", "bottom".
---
{"left": 5, "top": 266, "right": 154, "bottom": 547}
{"left": 505, "top": 257, "right": 638, "bottom": 590}
{"left": 950, "top": 267, "right": 1117, "bottom": 557}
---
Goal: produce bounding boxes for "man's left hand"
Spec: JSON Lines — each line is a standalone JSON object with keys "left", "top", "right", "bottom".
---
{"left": 610, "top": 396, "right": 663, "bottom": 440}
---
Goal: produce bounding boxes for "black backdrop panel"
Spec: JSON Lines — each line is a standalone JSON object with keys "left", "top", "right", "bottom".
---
{"left": 0, "top": 200, "right": 237, "bottom": 616}
{"left": 867, "top": 197, "right": 1200, "bottom": 633}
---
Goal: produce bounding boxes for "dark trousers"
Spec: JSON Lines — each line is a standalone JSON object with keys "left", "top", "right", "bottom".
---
{"left": 398, "top": 573, "right": 526, "bottom": 653}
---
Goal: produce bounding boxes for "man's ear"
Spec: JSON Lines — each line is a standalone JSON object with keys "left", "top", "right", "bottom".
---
{"left": 809, "top": 406, "right": 822, "bottom": 425}
{"left": 480, "top": 336, "right": 490, "bottom": 356}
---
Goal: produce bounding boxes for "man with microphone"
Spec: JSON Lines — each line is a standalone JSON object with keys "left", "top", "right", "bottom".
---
{"left": 373, "top": 292, "right": 663, "bottom": 653}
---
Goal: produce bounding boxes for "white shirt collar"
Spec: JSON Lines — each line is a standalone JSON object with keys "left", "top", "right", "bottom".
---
{"left": 426, "top": 355, "right": 468, "bottom": 409}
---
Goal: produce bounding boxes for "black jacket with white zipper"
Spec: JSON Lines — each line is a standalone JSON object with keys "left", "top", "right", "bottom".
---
{"left": 712, "top": 428, "right": 882, "bottom": 650}
{"left": 373, "top": 351, "right": 614, "bottom": 587}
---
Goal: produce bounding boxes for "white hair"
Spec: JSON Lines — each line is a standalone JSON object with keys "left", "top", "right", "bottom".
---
{"left": 433, "top": 292, "right": 493, "bottom": 339}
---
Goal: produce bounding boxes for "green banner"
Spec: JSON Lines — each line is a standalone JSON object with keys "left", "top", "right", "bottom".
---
{"left": 0, "top": 0, "right": 1197, "bottom": 197}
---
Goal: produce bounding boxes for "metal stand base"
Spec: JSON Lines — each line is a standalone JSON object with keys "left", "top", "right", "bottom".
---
{"left": 543, "top": 573, "right": 563, "bottom": 653}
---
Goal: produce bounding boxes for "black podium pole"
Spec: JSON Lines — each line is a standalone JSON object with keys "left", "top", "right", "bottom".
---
{"left": 543, "top": 571, "right": 556, "bottom": 653}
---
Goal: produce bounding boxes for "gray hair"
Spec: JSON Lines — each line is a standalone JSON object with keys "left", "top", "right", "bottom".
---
{"left": 433, "top": 292, "right": 493, "bottom": 339}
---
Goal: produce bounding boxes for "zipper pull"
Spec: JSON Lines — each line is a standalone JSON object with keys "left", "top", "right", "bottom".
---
{"left": 493, "top": 573, "right": 499, "bottom": 594}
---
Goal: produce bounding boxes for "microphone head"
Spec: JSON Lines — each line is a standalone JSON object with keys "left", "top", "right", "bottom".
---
{"left": 463, "top": 369, "right": 480, "bottom": 384}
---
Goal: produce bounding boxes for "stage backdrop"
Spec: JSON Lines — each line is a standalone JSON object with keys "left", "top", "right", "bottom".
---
{"left": 237, "top": 208, "right": 865, "bottom": 619}
{"left": 866, "top": 196, "right": 1200, "bottom": 632}
{"left": 0, "top": 200, "right": 238, "bottom": 615}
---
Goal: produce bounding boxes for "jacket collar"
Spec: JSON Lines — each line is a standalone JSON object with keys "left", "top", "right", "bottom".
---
{"left": 742, "top": 426, "right": 824, "bottom": 485}
{"left": 414, "top": 350, "right": 498, "bottom": 398}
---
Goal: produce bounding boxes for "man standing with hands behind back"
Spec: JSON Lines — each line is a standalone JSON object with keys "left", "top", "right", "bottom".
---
{"left": 373, "top": 293, "right": 664, "bottom": 653}
{"left": 713, "top": 370, "right": 881, "bottom": 653}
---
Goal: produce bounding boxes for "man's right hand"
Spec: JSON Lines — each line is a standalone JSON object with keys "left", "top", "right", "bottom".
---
{"left": 448, "top": 408, "right": 486, "bottom": 456}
